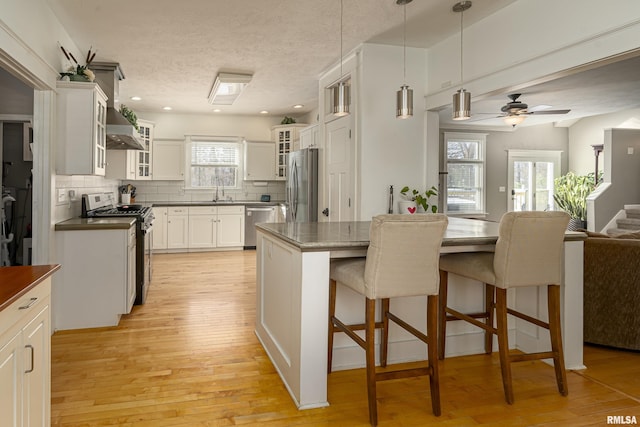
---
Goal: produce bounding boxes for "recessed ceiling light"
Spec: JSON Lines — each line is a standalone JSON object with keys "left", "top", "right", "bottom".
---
{"left": 130, "top": 96, "right": 142, "bottom": 101}
{"left": 259, "top": 110, "right": 269, "bottom": 114}
{"left": 163, "top": 106, "right": 172, "bottom": 111}
{"left": 213, "top": 108, "right": 222, "bottom": 113}
{"left": 293, "top": 104, "right": 304, "bottom": 109}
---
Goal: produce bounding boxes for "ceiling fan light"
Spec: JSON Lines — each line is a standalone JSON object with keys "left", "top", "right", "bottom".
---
{"left": 452, "top": 88, "right": 471, "bottom": 120}
{"left": 504, "top": 115, "right": 526, "bottom": 126}
{"left": 333, "top": 82, "right": 350, "bottom": 117}
{"left": 396, "top": 85, "right": 413, "bottom": 119}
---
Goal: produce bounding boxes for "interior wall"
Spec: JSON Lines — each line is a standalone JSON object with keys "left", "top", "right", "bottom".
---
{"left": 442, "top": 123, "right": 569, "bottom": 223}
{"left": 568, "top": 108, "right": 640, "bottom": 174}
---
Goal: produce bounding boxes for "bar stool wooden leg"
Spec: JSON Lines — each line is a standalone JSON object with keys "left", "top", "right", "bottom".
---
{"left": 328, "top": 279, "right": 337, "bottom": 374}
{"left": 437, "top": 270, "right": 448, "bottom": 360}
{"left": 380, "top": 298, "right": 390, "bottom": 367}
{"left": 547, "top": 284, "right": 568, "bottom": 396}
{"left": 495, "top": 288, "right": 514, "bottom": 404}
{"left": 484, "top": 284, "right": 495, "bottom": 354}
{"left": 365, "top": 298, "right": 378, "bottom": 426}
{"left": 427, "top": 294, "right": 441, "bottom": 416}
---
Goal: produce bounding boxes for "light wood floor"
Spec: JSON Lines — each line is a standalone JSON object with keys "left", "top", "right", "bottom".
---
{"left": 51, "top": 251, "right": 640, "bottom": 426}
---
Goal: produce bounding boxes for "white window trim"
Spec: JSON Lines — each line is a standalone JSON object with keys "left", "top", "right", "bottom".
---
{"left": 444, "top": 132, "right": 487, "bottom": 216}
{"left": 184, "top": 135, "right": 244, "bottom": 190}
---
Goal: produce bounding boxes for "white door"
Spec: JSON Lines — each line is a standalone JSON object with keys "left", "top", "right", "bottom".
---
{"left": 325, "top": 117, "right": 354, "bottom": 221}
{"left": 507, "top": 150, "right": 561, "bottom": 212}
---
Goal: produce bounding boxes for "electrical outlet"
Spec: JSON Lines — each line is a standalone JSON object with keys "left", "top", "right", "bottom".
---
{"left": 57, "top": 189, "right": 68, "bottom": 204}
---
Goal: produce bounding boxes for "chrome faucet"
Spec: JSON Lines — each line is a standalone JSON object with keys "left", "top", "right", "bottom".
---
{"left": 213, "top": 182, "right": 219, "bottom": 202}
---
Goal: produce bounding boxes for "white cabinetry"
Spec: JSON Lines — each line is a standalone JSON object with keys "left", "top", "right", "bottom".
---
{"left": 300, "top": 124, "right": 320, "bottom": 149}
{"left": 136, "top": 120, "right": 154, "bottom": 180}
{"left": 244, "top": 141, "right": 276, "bottom": 181}
{"left": 153, "top": 139, "right": 184, "bottom": 180}
{"left": 0, "top": 278, "right": 52, "bottom": 427}
{"left": 106, "top": 149, "right": 137, "bottom": 180}
{"left": 167, "top": 207, "right": 189, "bottom": 250}
{"left": 188, "top": 206, "right": 217, "bottom": 249}
{"left": 272, "top": 124, "right": 307, "bottom": 180}
{"left": 54, "top": 224, "right": 136, "bottom": 329}
{"left": 216, "top": 206, "right": 245, "bottom": 247}
{"left": 152, "top": 207, "right": 168, "bottom": 250}
{"left": 56, "top": 81, "right": 108, "bottom": 176}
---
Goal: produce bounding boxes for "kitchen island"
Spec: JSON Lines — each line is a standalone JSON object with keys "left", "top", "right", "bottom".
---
{"left": 255, "top": 218, "right": 586, "bottom": 409}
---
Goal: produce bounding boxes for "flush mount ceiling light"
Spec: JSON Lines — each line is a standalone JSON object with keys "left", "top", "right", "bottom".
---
{"left": 452, "top": 1, "right": 472, "bottom": 121}
{"left": 208, "top": 72, "right": 253, "bottom": 105}
{"left": 396, "top": 0, "right": 413, "bottom": 119}
{"left": 332, "top": 0, "right": 350, "bottom": 117}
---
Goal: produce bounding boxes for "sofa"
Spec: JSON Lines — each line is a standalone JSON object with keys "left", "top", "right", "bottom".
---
{"left": 582, "top": 230, "right": 640, "bottom": 351}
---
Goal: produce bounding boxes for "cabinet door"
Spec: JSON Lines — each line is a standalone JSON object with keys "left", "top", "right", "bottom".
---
{"left": 0, "top": 331, "right": 22, "bottom": 427}
{"left": 136, "top": 121, "right": 153, "bottom": 180}
{"left": 94, "top": 95, "right": 107, "bottom": 176}
{"left": 126, "top": 228, "right": 136, "bottom": 313}
{"left": 217, "top": 214, "right": 244, "bottom": 247}
{"left": 153, "top": 140, "right": 184, "bottom": 180}
{"left": 152, "top": 208, "right": 168, "bottom": 250}
{"left": 244, "top": 142, "right": 276, "bottom": 180}
{"left": 188, "top": 215, "right": 217, "bottom": 248}
{"left": 167, "top": 213, "right": 189, "bottom": 249}
{"left": 106, "top": 150, "right": 137, "bottom": 180}
{"left": 22, "top": 305, "right": 50, "bottom": 427}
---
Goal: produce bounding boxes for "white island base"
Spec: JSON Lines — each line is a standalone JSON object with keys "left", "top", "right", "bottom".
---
{"left": 255, "top": 219, "right": 585, "bottom": 409}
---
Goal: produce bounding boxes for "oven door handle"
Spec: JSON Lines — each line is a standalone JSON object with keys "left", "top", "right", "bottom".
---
{"left": 143, "top": 224, "right": 153, "bottom": 234}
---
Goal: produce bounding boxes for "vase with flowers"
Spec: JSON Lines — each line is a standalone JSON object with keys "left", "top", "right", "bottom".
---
{"left": 59, "top": 45, "right": 96, "bottom": 82}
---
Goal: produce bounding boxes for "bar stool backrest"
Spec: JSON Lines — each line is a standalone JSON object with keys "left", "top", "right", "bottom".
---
{"left": 493, "top": 211, "right": 570, "bottom": 288}
{"left": 364, "top": 214, "right": 448, "bottom": 299}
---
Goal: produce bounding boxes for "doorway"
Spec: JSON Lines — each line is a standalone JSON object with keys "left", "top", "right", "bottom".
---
{"left": 507, "top": 150, "right": 561, "bottom": 212}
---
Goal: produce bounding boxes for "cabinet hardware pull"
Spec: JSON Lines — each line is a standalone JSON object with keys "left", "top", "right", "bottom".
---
{"left": 19, "top": 297, "right": 38, "bottom": 310}
{"left": 24, "top": 345, "right": 34, "bottom": 373}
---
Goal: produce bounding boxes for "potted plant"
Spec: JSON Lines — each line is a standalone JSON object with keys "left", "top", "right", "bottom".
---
{"left": 399, "top": 186, "right": 438, "bottom": 214}
{"left": 553, "top": 172, "right": 596, "bottom": 230}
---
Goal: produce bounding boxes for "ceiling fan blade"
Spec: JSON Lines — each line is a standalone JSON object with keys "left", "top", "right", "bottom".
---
{"left": 528, "top": 109, "right": 571, "bottom": 115}
{"left": 465, "top": 115, "right": 502, "bottom": 123}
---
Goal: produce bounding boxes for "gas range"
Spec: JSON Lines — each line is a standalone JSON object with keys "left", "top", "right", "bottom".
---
{"left": 81, "top": 192, "right": 154, "bottom": 304}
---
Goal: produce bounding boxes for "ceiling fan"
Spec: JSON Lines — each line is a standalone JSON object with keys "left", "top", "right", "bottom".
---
{"left": 497, "top": 93, "right": 571, "bottom": 126}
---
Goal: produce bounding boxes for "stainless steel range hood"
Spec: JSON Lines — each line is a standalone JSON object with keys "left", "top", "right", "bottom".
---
{"left": 91, "top": 62, "right": 145, "bottom": 150}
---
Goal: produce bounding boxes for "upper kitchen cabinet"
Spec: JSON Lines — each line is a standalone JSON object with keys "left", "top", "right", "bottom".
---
{"left": 56, "top": 81, "right": 108, "bottom": 176}
{"left": 153, "top": 139, "right": 185, "bottom": 180}
{"left": 272, "top": 124, "right": 307, "bottom": 180}
{"left": 136, "top": 120, "right": 154, "bottom": 180}
{"left": 299, "top": 124, "right": 320, "bottom": 149}
{"left": 244, "top": 141, "right": 276, "bottom": 181}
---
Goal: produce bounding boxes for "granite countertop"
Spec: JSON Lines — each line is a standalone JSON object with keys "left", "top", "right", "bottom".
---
{"left": 55, "top": 217, "right": 136, "bottom": 231}
{"left": 152, "top": 201, "right": 284, "bottom": 207}
{"left": 0, "top": 264, "right": 61, "bottom": 312}
{"left": 256, "top": 217, "right": 586, "bottom": 251}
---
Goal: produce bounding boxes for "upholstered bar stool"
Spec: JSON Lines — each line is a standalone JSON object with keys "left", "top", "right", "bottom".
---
{"left": 438, "top": 211, "right": 570, "bottom": 404}
{"left": 328, "top": 214, "right": 448, "bottom": 426}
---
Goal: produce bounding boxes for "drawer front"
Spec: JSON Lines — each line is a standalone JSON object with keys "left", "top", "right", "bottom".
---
{"left": 189, "top": 206, "right": 218, "bottom": 215}
{"left": 0, "top": 279, "right": 51, "bottom": 331}
{"left": 168, "top": 207, "right": 189, "bottom": 215}
{"left": 217, "top": 205, "right": 245, "bottom": 215}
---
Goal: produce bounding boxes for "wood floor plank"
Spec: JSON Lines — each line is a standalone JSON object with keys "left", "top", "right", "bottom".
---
{"left": 51, "top": 251, "right": 640, "bottom": 426}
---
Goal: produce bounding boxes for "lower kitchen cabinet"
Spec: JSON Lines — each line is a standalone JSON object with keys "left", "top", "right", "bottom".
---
{"left": 152, "top": 207, "right": 168, "bottom": 250}
{"left": 167, "top": 207, "right": 189, "bottom": 250}
{"left": 0, "top": 277, "right": 52, "bottom": 427}
{"left": 153, "top": 205, "right": 244, "bottom": 252}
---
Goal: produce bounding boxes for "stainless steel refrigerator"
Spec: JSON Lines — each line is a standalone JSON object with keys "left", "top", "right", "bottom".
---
{"left": 286, "top": 148, "right": 318, "bottom": 222}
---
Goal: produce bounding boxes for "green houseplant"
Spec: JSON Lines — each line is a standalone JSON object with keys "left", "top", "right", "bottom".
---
{"left": 553, "top": 172, "right": 596, "bottom": 229}
{"left": 400, "top": 186, "right": 438, "bottom": 213}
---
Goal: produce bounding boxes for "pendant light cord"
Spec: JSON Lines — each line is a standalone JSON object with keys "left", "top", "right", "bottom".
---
{"left": 403, "top": 3, "right": 407, "bottom": 84}
{"left": 340, "top": 0, "right": 344, "bottom": 79}
{"left": 460, "top": 6, "right": 464, "bottom": 89}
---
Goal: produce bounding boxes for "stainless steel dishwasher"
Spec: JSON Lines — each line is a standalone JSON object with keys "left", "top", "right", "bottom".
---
{"left": 244, "top": 205, "right": 283, "bottom": 249}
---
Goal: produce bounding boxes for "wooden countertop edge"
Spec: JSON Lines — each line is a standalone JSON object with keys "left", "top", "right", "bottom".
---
{"left": 0, "top": 264, "right": 61, "bottom": 312}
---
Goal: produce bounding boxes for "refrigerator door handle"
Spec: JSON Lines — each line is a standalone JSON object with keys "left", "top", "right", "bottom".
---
{"left": 290, "top": 158, "right": 298, "bottom": 221}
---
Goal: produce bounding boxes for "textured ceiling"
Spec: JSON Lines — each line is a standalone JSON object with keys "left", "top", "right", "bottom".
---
{"left": 45, "top": 0, "right": 514, "bottom": 117}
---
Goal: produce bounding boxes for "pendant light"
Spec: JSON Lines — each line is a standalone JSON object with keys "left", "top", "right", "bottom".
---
{"left": 452, "top": 1, "right": 472, "bottom": 121}
{"left": 396, "top": 0, "right": 413, "bottom": 119}
{"left": 333, "top": 0, "right": 350, "bottom": 116}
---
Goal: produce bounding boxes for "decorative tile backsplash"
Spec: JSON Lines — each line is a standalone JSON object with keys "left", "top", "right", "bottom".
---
{"left": 121, "top": 180, "right": 286, "bottom": 204}
{"left": 53, "top": 175, "right": 120, "bottom": 222}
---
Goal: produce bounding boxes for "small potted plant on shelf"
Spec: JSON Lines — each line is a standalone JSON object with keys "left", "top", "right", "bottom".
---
{"left": 399, "top": 186, "right": 438, "bottom": 214}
